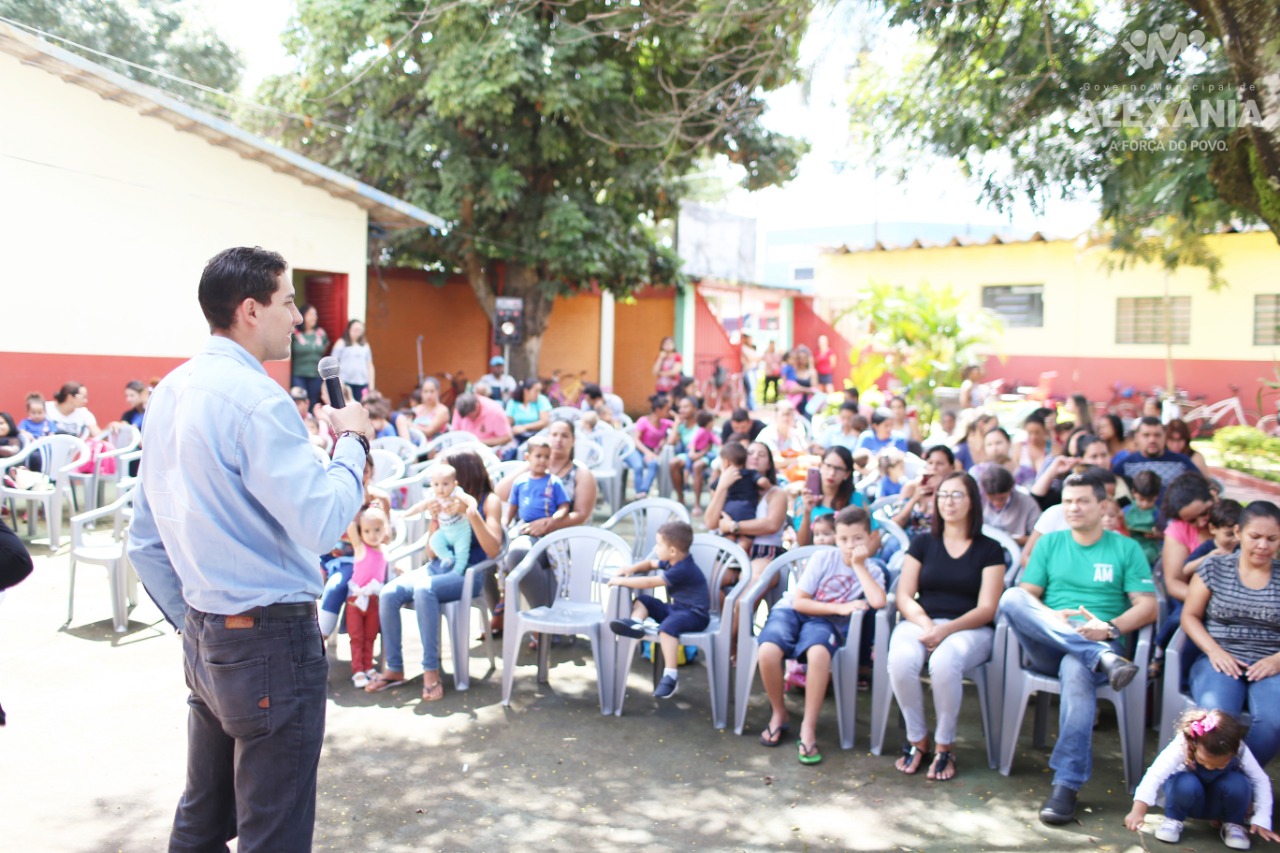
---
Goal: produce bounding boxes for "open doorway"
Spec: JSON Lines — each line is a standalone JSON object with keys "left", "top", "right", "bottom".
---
{"left": 294, "top": 270, "right": 349, "bottom": 352}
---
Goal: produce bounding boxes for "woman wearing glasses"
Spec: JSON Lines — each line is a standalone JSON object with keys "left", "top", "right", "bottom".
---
{"left": 887, "top": 471, "right": 1005, "bottom": 781}
{"left": 794, "top": 447, "right": 877, "bottom": 549}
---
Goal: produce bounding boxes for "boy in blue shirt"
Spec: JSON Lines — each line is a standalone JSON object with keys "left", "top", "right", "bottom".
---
{"left": 609, "top": 520, "right": 710, "bottom": 699}
{"left": 504, "top": 436, "right": 570, "bottom": 532}
{"left": 17, "top": 394, "right": 54, "bottom": 442}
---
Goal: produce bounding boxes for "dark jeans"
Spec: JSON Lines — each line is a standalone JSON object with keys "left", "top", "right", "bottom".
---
{"left": 173, "top": 607, "right": 328, "bottom": 853}
{"left": 1164, "top": 766, "right": 1250, "bottom": 825}
{"left": 292, "top": 376, "right": 323, "bottom": 411}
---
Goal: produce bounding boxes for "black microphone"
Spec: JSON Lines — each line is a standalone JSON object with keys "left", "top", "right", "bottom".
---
{"left": 317, "top": 356, "right": 346, "bottom": 409}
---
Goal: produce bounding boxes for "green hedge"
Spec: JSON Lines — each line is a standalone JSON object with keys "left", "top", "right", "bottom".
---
{"left": 1214, "top": 426, "right": 1280, "bottom": 483}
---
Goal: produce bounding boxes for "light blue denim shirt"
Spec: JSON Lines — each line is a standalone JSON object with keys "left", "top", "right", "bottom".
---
{"left": 128, "top": 335, "right": 365, "bottom": 626}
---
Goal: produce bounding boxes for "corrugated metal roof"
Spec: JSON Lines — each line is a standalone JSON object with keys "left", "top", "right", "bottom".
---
{"left": 823, "top": 231, "right": 1059, "bottom": 254}
{"left": 0, "top": 22, "right": 446, "bottom": 231}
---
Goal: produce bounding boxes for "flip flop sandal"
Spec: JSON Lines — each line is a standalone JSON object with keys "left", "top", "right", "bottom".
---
{"left": 797, "top": 741, "right": 823, "bottom": 765}
{"left": 421, "top": 680, "right": 445, "bottom": 702}
{"left": 929, "top": 751, "right": 956, "bottom": 781}
{"left": 364, "top": 672, "right": 408, "bottom": 693}
{"left": 759, "top": 723, "right": 790, "bottom": 747}
{"left": 896, "top": 742, "right": 931, "bottom": 775}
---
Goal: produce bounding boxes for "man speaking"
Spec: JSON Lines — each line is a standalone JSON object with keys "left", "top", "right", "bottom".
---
{"left": 129, "top": 247, "right": 372, "bottom": 852}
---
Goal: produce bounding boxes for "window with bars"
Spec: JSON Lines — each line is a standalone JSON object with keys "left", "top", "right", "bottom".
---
{"left": 1256, "top": 295, "right": 1280, "bottom": 345}
{"left": 982, "top": 285, "right": 1044, "bottom": 327}
{"left": 1115, "top": 296, "right": 1190, "bottom": 345}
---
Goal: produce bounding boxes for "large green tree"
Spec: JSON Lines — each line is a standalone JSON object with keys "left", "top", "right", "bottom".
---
{"left": 851, "top": 0, "right": 1280, "bottom": 262}
{"left": 255, "top": 0, "right": 810, "bottom": 377}
{"left": 0, "top": 0, "right": 241, "bottom": 107}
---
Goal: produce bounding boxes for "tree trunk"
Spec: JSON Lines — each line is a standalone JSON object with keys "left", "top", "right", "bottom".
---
{"left": 460, "top": 257, "right": 553, "bottom": 381}
{"left": 1201, "top": 0, "right": 1280, "bottom": 239}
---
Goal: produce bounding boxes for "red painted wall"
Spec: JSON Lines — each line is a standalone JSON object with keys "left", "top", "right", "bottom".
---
{"left": 793, "top": 297, "right": 854, "bottom": 384}
{"left": 0, "top": 351, "right": 290, "bottom": 421}
{"left": 692, "top": 288, "right": 742, "bottom": 382}
{"left": 986, "top": 355, "right": 1279, "bottom": 413}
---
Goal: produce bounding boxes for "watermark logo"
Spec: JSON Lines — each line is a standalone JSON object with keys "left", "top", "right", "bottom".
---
{"left": 1078, "top": 25, "right": 1261, "bottom": 149}
{"left": 1119, "top": 24, "right": 1205, "bottom": 71}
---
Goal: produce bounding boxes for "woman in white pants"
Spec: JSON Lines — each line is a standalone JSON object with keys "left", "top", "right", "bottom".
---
{"left": 888, "top": 471, "right": 1005, "bottom": 781}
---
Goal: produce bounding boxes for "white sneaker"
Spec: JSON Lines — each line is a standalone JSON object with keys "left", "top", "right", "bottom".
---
{"left": 366, "top": 668, "right": 379, "bottom": 679}
{"left": 1154, "top": 818, "right": 1183, "bottom": 843}
{"left": 352, "top": 671, "right": 370, "bottom": 689}
{"left": 1222, "top": 823, "right": 1251, "bottom": 850}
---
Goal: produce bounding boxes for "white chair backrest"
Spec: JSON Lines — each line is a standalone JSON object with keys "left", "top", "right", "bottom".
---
{"left": 755, "top": 545, "right": 832, "bottom": 602}
{"left": 29, "top": 435, "right": 90, "bottom": 482}
{"left": 982, "top": 524, "right": 1023, "bottom": 586}
{"left": 97, "top": 423, "right": 141, "bottom": 453}
{"left": 369, "top": 449, "right": 406, "bottom": 487}
{"left": 688, "top": 535, "right": 752, "bottom": 618}
{"left": 406, "top": 426, "right": 429, "bottom": 447}
{"left": 550, "top": 406, "right": 582, "bottom": 424}
{"left": 422, "top": 431, "right": 479, "bottom": 458}
{"left": 602, "top": 498, "right": 692, "bottom": 561}
{"left": 523, "top": 527, "right": 630, "bottom": 605}
{"left": 491, "top": 460, "right": 527, "bottom": 483}
{"left": 371, "top": 436, "right": 419, "bottom": 464}
{"left": 574, "top": 440, "right": 605, "bottom": 468}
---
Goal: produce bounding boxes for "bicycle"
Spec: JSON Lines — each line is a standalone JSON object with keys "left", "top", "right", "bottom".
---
{"left": 1182, "top": 384, "right": 1252, "bottom": 438}
{"left": 1107, "top": 381, "right": 1141, "bottom": 421}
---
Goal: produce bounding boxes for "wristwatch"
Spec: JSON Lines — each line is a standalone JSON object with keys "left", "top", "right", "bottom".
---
{"left": 1105, "top": 621, "right": 1121, "bottom": 640}
{"left": 731, "top": 520, "right": 741, "bottom": 534}
{"left": 338, "top": 430, "right": 370, "bottom": 455}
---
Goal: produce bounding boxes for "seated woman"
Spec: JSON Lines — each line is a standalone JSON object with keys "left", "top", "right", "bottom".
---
{"left": 757, "top": 400, "right": 811, "bottom": 478}
{"left": 403, "top": 377, "right": 451, "bottom": 443}
{"left": 628, "top": 393, "right": 673, "bottom": 499}
{"left": 891, "top": 445, "right": 955, "bottom": 538}
{"left": 489, "top": 418, "right": 598, "bottom": 614}
{"left": 365, "top": 448, "right": 503, "bottom": 700}
{"left": 705, "top": 440, "right": 790, "bottom": 613}
{"left": 794, "top": 446, "right": 869, "bottom": 548}
{"left": 888, "top": 471, "right": 1005, "bottom": 781}
{"left": 505, "top": 378, "right": 552, "bottom": 446}
{"left": 1164, "top": 419, "right": 1210, "bottom": 475}
{"left": 1161, "top": 471, "right": 1215, "bottom": 603}
{"left": 1010, "top": 411, "right": 1054, "bottom": 488}
{"left": 781, "top": 346, "right": 819, "bottom": 419}
{"left": 1181, "top": 500, "right": 1280, "bottom": 766}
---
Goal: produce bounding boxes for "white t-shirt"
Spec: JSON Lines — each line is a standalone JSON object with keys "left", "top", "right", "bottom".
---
{"left": 331, "top": 340, "right": 372, "bottom": 385}
{"left": 1032, "top": 504, "right": 1069, "bottom": 535}
{"left": 44, "top": 401, "right": 95, "bottom": 438}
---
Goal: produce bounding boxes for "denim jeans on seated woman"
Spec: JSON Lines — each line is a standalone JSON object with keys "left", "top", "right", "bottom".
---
{"left": 624, "top": 449, "right": 658, "bottom": 495}
{"left": 378, "top": 560, "right": 478, "bottom": 673}
{"left": 1190, "top": 654, "right": 1280, "bottom": 767}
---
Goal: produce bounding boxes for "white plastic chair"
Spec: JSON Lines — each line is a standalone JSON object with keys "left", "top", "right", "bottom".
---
{"left": 0, "top": 435, "right": 90, "bottom": 548}
{"left": 733, "top": 546, "right": 879, "bottom": 749}
{"left": 550, "top": 406, "right": 582, "bottom": 424}
{"left": 385, "top": 528, "right": 507, "bottom": 691}
{"left": 982, "top": 524, "right": 1024, "bottom": 587}
{"left": 418, "top": 431, "right": 480, "bottom": 461}
{"left": 501, "top": 527, "right": 631, "bottom": 714}
{"left": 369, "top": 449, "right": 407, "bottom": 489}
{"left": 583, "top": 429, "right": 635, "bottom": 515}
{"left": 867, "top": 575, "right": 1001, "bottom": 769}
{"left": 406, "top": 425, "right": 429, "bottom": 447}
{"left": 1159, "top": 627, "right": 1196, "bottom": 750}
{"left": 612, "top": 536, "right": 751, "bottom": 728}
{"left": 67, "top": 488, "right": 135, "bottom": 632}
{"left": 655, "top": 444, "right": 676, "bottom": 499}
{"left": 490, "top": 460, "right": 527, "bottom": 484}
{"left": 379, "top": 464, "right": 434, "bottom": 512}
{"left": 67, "top": 424, "right": 141, "bottom": 513}
{"left": 601, "top": 498, "right": 692, "bottom": 561}
{"left": 998, "top": 618, "right": 1152, "bottom": 792}
{"left": 371, "top": 436, "right": 420, "bottom": 465}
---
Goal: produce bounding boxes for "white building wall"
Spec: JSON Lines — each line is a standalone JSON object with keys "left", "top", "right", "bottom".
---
{"left": 0, "top": 48, "right": 369, "bottom": 359}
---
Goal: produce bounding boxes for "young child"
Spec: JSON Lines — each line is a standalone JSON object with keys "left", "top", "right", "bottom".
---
{"left": 346, "top": 506, "right": 390, "bottom": 688}
{"left": 753, "top": 506, "right": 887, "bottom": 765}
{"left": 608, "top": 520, "right": 709, "bottom": 699}
{"left": 504, "top": 436, "right": 570, "bottom": 533}
{"left": 685, "top": 410, "right": 719, "bottom": 514}
{"left": 1184, "top": 499, "right": 1242, "bottom": 574}
{"left": 809, "top": 513, "right": 836, "bottom": 546}
{"left": 1126, "top": 708, "right": 1277, "bottom": 849}
{"left": 716, "top": 442, "right": 771, "bottom": 550}
{"left": 1101, "top": 497, "right": 1130, "bottom": 536}
{"left": 1125, "top": 469, "right": 1163, "bottom": 565}
{"left": 877, "top": 451, "right": 906, "bottom": 499}
{"left": 365, "top": 398, "right": 397, "bottom": 439}
{"left": 578, "top": 410, "right": 601, "bottom": 436}
{"left": 405, "top": 464, "right": 473, "bottom": 573}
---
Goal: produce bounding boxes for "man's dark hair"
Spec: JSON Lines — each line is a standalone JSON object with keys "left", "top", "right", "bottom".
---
{"left": 1074, "top": 464, "right": 1117, "bottom": 487}
{"left": 871, "top": 409, "right": 889, "bottom": 427}
{"left": 719, "top": 441, "right": 747, "bottom": 467}
{"left": 844, "top": 386, "right": 860, "bottom": 402}
{"left": 839, "top": 401, "right": 859, "bottom": 415}
{"left": 979, "top": 465, "right": 1015, "bottom": 496}
{"left": 1210, "top": 499, "right": 1243, "bottom": 530}
{"left": 657, "top": 520, "right": 694, "bottom": 553}
{"left": 198, "top": 246, "right": 287, "bottom": 332}
{"left": 583, "top": 383, "right": 603, "bottom": 401}
{"left": 1024, "top": 411, "right": 1048, "bottom": 429}
{"left": 1137, "top": 416, "right": 1164, "bottom": 431}
{"left": 125, "top": 379, "right": 146, "bottom": 394}
{"left": 731, "top": 407, "right": 750, "bottom": 423}
{"left": 1063, "top": 472, "right": 1108, "bottom": 502}
{"left": 1132, "top": 470, "right": 1162, "bottom": 499}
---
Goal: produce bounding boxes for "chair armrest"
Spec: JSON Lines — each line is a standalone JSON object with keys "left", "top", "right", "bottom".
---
{"left": 736, "top": 560, "right": 783, "bottom": 653}
{"left": 503, "top": 547, "right": 541, "bottom": 607}
{"left": 386, "top": 533, "right": 429, "bottom": 571}
{"left": 0, "top": 441, "right": 39, "bottom": 473}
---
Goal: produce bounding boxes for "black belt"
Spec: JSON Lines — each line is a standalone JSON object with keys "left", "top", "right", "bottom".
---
{"left": 234, "top": 602, "right": 317, "bottom": 619}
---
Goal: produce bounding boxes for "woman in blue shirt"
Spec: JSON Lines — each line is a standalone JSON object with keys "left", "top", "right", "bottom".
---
{"left": 505, "top": 379, "right": 552, "bottom": 444}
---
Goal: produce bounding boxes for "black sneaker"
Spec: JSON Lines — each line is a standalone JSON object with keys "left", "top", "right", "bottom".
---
{"left": 610, "top": 619, "right": 646, "bottom": 639}
{"left": 654, "top": 674, "right": 679, "bottom": 699}
{"left": 1098, "top": 651, "right": 1139, "bottom": 691}
{"left": 1038, "top": 785, "right": 1078, "bottom": 825}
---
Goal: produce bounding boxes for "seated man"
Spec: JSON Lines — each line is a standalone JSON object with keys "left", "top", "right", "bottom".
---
{"left": 579, "top": 383, "right": 626, "bottom": 424}
{"left": 719, "top": 407, "right": 767, "bottom": 445}
{"left": 998, "top": 473, "right": 1157, "bottom": 825}
{"left": 450, "top": 392, "right": 514, "bottom": 450}
{"left": 475, "top": 356, "right": 517, "bottom": 402}
{"left": 815, "top": 402, "right": 863, "bottom": 453}
{"left": 1111, "top": 417, "right": 1197, "bottom": 492}
{"left": 978, "top": 465, "right": 1041, "bottom": 547}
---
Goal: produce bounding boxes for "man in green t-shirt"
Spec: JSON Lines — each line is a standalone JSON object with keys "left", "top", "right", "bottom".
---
{"left": 998, "top": 474, "right": 1157, "bottom": 827}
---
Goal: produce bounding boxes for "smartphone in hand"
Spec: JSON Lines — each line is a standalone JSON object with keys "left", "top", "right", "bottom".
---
{"left": 805, "top": 467, "right": 822, "bottom": 496}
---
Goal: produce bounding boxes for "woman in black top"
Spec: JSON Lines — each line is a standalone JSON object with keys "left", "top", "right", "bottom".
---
{"left": 887, "top": 471, "right": 1005, "bottom": 781}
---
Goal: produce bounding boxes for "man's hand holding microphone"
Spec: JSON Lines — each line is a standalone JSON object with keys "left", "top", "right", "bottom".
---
{"left": 318, "top": 356, "right": 374, "bottom": 445}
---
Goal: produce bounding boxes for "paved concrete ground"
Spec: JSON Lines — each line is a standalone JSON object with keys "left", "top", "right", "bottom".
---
{"left": 4, "top": 502, "right": 1277, "bottom": 852}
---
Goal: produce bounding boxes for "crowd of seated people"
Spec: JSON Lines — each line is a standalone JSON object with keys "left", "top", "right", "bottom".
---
{"left": 13, "top": 335, "right": 1280, "bottom": 841}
